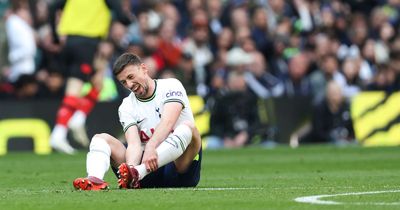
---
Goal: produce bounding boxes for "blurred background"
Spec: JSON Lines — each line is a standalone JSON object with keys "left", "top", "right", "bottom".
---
{"left": 0, "top": 0, "right": 400, "bottom": 155}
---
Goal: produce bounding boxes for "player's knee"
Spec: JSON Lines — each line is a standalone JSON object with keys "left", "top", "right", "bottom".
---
{"left": 92, "top": 133, "right": 113, "bottom": 146}
{"left": 174, "top": 123, "right": 193, "bottom": 146}
{"left": 181, "top": 121, "right": 201, "bottom": 146}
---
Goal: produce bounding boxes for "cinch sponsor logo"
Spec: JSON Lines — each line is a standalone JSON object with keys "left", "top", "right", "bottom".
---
{"left": 166, "top": 90, "right": 183, "bottom": 97}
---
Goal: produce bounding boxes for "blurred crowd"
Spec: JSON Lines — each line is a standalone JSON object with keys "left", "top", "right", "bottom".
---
{"left": 1, "top": 0, "right": 400, "bottom": 148}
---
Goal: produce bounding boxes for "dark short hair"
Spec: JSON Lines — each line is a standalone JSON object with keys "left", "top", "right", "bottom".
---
{"left": 112, "top": 53, "right": 142, "bottom": 75}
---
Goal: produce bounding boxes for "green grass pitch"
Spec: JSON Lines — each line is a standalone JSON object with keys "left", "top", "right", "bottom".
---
{"left": 0, "top": 145, "right": 399, "bottom": 210}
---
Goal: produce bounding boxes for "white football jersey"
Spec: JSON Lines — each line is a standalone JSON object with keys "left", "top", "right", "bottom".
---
{"left": 118, "top": 78, "right": 194, "bottom": 145}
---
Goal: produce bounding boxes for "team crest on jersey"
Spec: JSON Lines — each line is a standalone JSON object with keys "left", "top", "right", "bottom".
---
{"left": 155, "top": 108, "right": 161, "bottom": 118}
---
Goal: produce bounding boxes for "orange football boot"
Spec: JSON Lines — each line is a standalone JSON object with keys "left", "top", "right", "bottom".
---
{"left": 73, "top": 177, "right": 109, "bottom": 191}
{"left": 118, "top": 163, "right": 140, "bottom": 189}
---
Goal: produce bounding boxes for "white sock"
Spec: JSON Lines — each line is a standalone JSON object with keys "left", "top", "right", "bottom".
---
{"left": 136, "top": 124, "right": 192, "bottom": 180}
{"left": 50, "top": 124, "right": 76, "bottom": 154}
{"left": 50, "top": 124, "right": 68, "bottom": 144}
{"left": 68, "top": 110, "right": 87, "bottom": 129}
{"left": 86, "top": 136, "right": 111, "bottom": 180}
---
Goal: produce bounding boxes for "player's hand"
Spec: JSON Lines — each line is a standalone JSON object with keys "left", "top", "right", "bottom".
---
{"left": 142, "top": 144, "right": 158, "bottom": 172}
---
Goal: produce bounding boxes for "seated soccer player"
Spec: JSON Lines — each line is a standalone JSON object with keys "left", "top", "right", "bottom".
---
{"left": 73, "top": 53, "right": 202, "bottom": 190}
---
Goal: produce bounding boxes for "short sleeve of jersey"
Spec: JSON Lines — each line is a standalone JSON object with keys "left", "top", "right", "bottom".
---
{"left": 163, "top": 78, "right": 187, "bottom": 108}
{"left": 118, "top": 96, "right": 138, "bottom": 132}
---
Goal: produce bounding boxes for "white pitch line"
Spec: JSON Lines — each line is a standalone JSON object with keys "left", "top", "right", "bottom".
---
{"left": 273, "top": 186, "right": 355, "bottom": 190}
{"left": 294, "top": 189, "right": 400, "bottom": 205}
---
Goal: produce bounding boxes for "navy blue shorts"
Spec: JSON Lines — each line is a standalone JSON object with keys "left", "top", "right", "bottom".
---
{"left": 112, "top": 147, "right": 202, "bottom": 188}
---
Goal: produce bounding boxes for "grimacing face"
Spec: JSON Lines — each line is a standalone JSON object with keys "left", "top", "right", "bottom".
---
{"left": 116, "top": 64, "right": 151, "bottom": 98}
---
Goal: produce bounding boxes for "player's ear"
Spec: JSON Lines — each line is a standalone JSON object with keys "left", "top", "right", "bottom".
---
{"left": 140, "top": 63, "right": 148, "bottom": 74}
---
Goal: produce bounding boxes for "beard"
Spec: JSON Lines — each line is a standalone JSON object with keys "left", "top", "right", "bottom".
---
{"left": 134, "top": 82, "right": 149, "bottom": 98}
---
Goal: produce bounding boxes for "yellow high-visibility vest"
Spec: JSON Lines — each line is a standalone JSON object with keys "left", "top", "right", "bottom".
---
{"left": 58, "top": 0, "right": 111, "bottom": 38}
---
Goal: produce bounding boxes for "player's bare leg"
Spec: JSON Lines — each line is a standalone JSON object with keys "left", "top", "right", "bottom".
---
{"left": 73, "top": 133, "right": 126, "bottom": 190}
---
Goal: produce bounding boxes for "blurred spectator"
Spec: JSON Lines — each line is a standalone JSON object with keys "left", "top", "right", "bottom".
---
{"left": 389, "top": 48, "right": 400, "bottom": 89}
{"left": 212, "top": 27, "right": 234, "bottom": 59}
{"left": 367, "top": 63, "right": 397, "bottom": 92}
{"left": 206, "top": 46, "right": 251, "bottom": 101}
{"left": 244, "top": 51, "right": 283, "bottom": 99}
{"left": 226, "top": 47, "right": 252, "bottom": 69}
{"left": 282, "top": 52, "right": 312, "bottom": 97}
{"left": 250, "top": 7, "right": 273, "bottom": 60}
{"left": 314, "top": 33, "right": 334, "bottom": 61}
{"left": 268, "top": 35, "right": 289, "bottom": 77}
{"left": 358, "top": 38, "right": 376, "bottom": 81}
{"left": 234, "top": 25, "right": 251, "bottom": 48}
{"left": 109, "top": 21, "right": 129, "bottom": 57}
{"left": 156, "top": 19, "right": 183, "bottom": 70}
{"left": 133, "top": 11, "right": 183, "bottom": 75}
{"left": 37, "top": 69, "right": 65, "bottom": 99}
{"left": 205, "top": 54, "right": 227, "bottom": 101}
{"left": 174, "top": 52, "right": 197, "bottom": 95}
{"left": 160, "top": 2, "right": 180, "bottom": 27}
{"left": 220, "top": 0, "right": 250, "bottom": 30}
{"left": 208, "top": 70, "right": 259, "bottom": 149}
{"left": 263, "top": 0, "right": 293, "bottom": 32}
{"left": 174, "top": 0, "right": 203, "bottom": 38}
{"left": 348, "top": 13, "right": 369, "bottom": 47}
{"left": 292, "top": 0, "right": 313, "bottom": 32}
{"left": 13, "top": 74, "right": 39, "bottom": 99}
{"left": 341, "top": 57, "right": 362, "bottom": 99}
{"left": 230, "top": 6, "right": 250, "bottom": 32}
{"left": 125, "top": 6, "right": 157, "bottom": 47}
{"left": 182, "top": 9, "right": 213, "bottom": 97}
{"left": 305, "top": 81, "right": 354, "bottom": 144}
{"left": 205, "top": 0, "right": 223, "bottom": 35}
{"left": 310, "top": 53, "right": 346, "bottom": 104}
{"left": 5, "top": 4, "right": 37, "bottom": 83}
